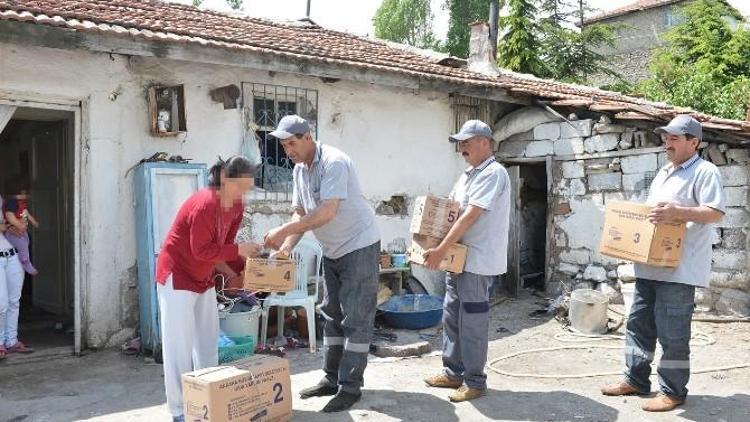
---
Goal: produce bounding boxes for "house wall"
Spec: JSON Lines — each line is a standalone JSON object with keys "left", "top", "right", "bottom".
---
{"left": 585, "top": 4, "right": 679, "bottom": 86}
{"left": 499, "top": 115, "right": 750, "bottom": 316}
{"left": 0, "top": 42, "right": 466, "bottom": 347}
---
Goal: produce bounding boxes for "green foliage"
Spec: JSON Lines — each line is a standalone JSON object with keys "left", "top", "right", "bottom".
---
{"left": 498, "top": 0, "right": 546, "bottom": 75}
{"left": 444, "top": 0, "right": 494, "bottom": 58}
{"left": 373, "top": 0, "right": 440, "bottom": 49}
{"left": 637, "top": 0, "right": 750, "bottom": 119}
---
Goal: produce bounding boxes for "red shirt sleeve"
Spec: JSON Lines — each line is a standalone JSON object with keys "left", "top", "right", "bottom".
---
{"left": 188, "top": 202, "right": 239, "bottom": 263}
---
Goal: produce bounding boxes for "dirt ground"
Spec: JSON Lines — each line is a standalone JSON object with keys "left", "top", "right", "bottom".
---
{"left": 1, "top": 291, "right": 749, "bottom": 422}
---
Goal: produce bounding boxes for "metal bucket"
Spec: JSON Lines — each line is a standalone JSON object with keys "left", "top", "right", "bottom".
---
{"left": 569, "top": 289, "right": 609, "bottom": 334}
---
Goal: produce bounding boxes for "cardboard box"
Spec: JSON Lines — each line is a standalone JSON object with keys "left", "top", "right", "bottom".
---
{"left": 182, "top": 355, "right": 292, "bottom": 422}
{"left": 410, "top": 195, "right": 460, "bottom": 238}
{"left": 408, "top": 234, "right": 467, "bottom": 273}
{"left": 243, "top": 258, "right": 296, "bottom": 292}
{"left": 599, "top": 201, "right": 686, "bottom": 267}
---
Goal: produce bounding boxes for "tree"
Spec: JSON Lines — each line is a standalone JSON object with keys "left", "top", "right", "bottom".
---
{"left": 497, "top": 0, "right": 546, "bottom": 75}
{"left": 444, "top": 0, "right": 494, "bottom": 58}
{"left": 373, "top": 0, "right": 440, "bottom": 49}
{"left": 638, "top": 0, "right": 750, "bottom": 119}
{"left": 225, "top": 0, "right": 243, "bottom": 10}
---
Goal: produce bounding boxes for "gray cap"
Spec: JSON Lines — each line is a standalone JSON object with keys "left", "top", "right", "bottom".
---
{"left": 654, "top": 114, "right": 702, "bottom": 140}
{"left": 449, "top": 119, "right": 493, "bottom": 143}
{"left": 269, "top": 115, "right": 310, "bottom": 139}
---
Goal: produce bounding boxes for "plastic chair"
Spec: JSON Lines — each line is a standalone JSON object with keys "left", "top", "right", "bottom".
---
{"left": 260, "top": 237, "right": 323, "bottom": 352}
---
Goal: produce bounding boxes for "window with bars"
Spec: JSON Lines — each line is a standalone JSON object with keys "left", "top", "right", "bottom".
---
{"left": 450, "top": 94, "right": 493, "bottom": 151}
{"left": 242, "top": 83, "right": 318, "bottom": 200}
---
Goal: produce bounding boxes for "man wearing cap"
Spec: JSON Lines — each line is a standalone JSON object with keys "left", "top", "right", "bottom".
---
{"left": 601, "top": 115, "right": 725, "bottom": 412}
{"left": 423, "top": 120, "right": 510, "bottom": 402}
{"left": 263, "top": 115, "right": 380, "bottom": 413}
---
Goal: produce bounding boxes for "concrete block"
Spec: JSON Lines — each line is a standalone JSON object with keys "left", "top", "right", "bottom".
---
{"left": 725, "top": 149, "right": 750, "bottom": 164}
{"left": 593, "top": 122, "right": 628, "bottom": 134}
{"left": 597, "top": 281, "right": 622, "bottom": 304}
{"left": 505, "top": 129, "right": 535, "bottom": 142}
{"left": 607, "top": 270, "right": 618, "bottom": 280}
{"left": 712, "top": 249, "right": 747, "bottom": 270}
{"left": 497, "top": 140, "right": 531, "bottom": 158}
{"left": 617, "top": 263, "right": 636, "bottom": 281}
{"left": 623, "top": 173, "right": 647, "bottom": 191}
{"left": 620, "top": 154, "right": 657, "bottom": 174}
{"left": 562, "top": 161, "right": 585, "bottom": 179}
{"left": 715, "top": 288, "right": 750, "bottom": 316}
{"left": 721, "top": 228, "right": 746, "bottom": 249}
{"left": 723, "top": 186, "right": 748, "bottom": 207}
{"left": 719, "top": 166, "right": 749, "bottom": 187}
{"left": 694, "top": 288, "right": 716, "bottom": 312}
{"left": 555, "top": 138, "right": 585, "bottom": 155}
{"left": 570, "top": 179, "right": 586, "bottom": 196}
{"left": 718, "top": 208, "right": 749, "bottom": 229}
{"left": 561, "top": 119, "right": 593, "bottom": 138}
{"left": 584, "top": 265, "right": 608, "bottom": 282}
{"left": 534, "top": 122, "right": 561, "bottom": 140}
{"left": 372, "top": 341, "right": 432, "bottom": 358}
{"left": 588, "top": 172, "right": 622, "bottom": 191}
{"left": 710, "top": 271, "right": 750, "bottom": 290}
{"left": 619, "top": 131, "right": 634, "bottom": 149}
{"left": 559, "top": 262, "right": 580, "bottom": 275}
{"left": 525, "top": 140, "right": 554, "bottom": 157}
{"left": 560, "top": 249, "right": 591, "bottom": 265}
{"left": 584, "top": 134, "right": 620, "bottom": 153}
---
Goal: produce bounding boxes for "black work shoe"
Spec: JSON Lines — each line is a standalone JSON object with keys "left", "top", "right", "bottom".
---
{"left": 299, "top": 382, "right": 338, "bottom": 399}
{"left": 322, "top": 390, "right": 362, "bottom": 413}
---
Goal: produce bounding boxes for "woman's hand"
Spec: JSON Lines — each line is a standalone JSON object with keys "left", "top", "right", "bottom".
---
{"left": 238, "top": 242, "right": 263, "bottom": 258}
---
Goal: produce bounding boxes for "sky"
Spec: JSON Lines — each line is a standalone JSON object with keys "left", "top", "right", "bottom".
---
{"left": 175, "top": 0, "right": 750, "bottom": 38}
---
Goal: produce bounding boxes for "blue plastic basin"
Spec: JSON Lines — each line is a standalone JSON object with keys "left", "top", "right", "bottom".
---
{"left": 377, "top": 294, "right": 443, "bottom": 330}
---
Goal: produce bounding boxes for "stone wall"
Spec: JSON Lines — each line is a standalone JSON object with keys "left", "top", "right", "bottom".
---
{"left": 498, "top": 116, "right": 750, "bottom": 316}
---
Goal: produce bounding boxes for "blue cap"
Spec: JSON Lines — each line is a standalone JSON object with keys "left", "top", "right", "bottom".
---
{"left": 654, "top": 115, "right": 702, "bottom": 140}
{"left": 449, "top": 119, "right": 493, "bottom": 143}
{"left": 270, "top": 115, "right": 310, "bottom": 139}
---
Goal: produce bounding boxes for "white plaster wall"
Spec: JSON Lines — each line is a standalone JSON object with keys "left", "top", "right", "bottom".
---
{"left": 0, "top": 43, "right": 464, "bottom": 346}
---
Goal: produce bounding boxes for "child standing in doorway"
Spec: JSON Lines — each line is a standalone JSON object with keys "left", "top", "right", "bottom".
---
{"left": 3, "top": 177, "right": 39, "bottom": 276}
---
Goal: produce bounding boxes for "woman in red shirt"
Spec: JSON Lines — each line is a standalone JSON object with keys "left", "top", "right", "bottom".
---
{"left": 155, "top": 156, "right": 262, "bottom": 422}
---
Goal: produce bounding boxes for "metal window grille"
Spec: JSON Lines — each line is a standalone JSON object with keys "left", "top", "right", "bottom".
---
{"left": 242, "top": 83, "right": 318, "bottom": 201}
{"left": 644, "top": 171, "right": 657, "bottom": 188}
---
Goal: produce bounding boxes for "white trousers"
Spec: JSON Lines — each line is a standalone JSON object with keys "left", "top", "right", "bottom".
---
{"left": 157, "top": 275, "right": 219, "bottom": 417}
{"left": 0, "top": 253, "right": 24, "bottom": 348}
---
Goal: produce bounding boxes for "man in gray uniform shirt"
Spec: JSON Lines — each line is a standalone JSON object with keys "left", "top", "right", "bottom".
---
{"left": 264, "top": 115, "right": 380, "bottom": 413}
{"left": 423, "top": 120, "right": 510, "bottom": 402}
{"left": 601, "top": 115, "right": 725, "bottom": 412}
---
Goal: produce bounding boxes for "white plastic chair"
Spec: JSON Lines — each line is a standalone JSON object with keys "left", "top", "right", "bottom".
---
{"left": 260, "top": 237, "right": 323, "bottom": 353}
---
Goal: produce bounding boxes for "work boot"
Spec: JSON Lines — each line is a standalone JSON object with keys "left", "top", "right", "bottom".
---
{"left": 299, "top": 381, "right": 338, "bottom": 399}
{"left": 642, "top": 393, "right": 685, "bottom": 412}
{"left": 424, "top": 374, "right": 462, "bottom": 389}
{"left": 321, "top": 390, "right": 361, "bottom": 412}
{"left": 449, "top": 386, "right": 486, "bottom": 402}
{"left": 600, "top": 381, "right": 644, "bottom": 396}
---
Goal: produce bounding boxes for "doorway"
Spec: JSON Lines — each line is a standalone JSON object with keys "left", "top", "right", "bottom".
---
{"left": 504, "top": 159, "right": 552, "bottom": 295}
{"left": 0, "top": 108, "right": 75, "bottom": 357}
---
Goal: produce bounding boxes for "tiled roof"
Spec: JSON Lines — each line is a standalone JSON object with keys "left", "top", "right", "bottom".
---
{"left": 583, "top": 0, "right": 684, "bottom": 25}
{"left": 1, "top": 0, "right": 748, "bottom": 139}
